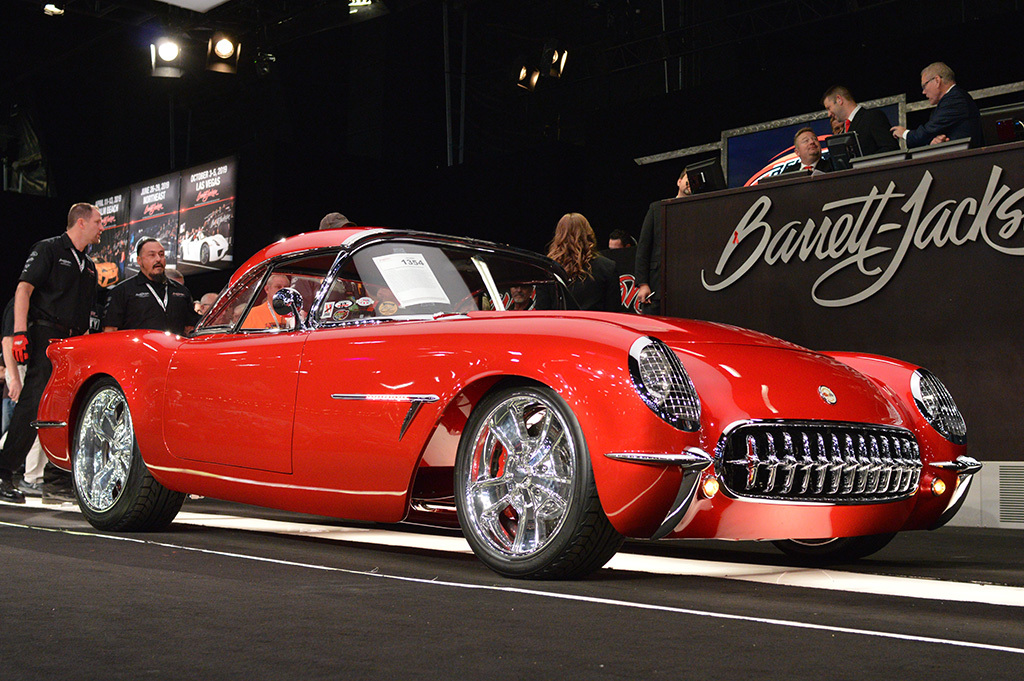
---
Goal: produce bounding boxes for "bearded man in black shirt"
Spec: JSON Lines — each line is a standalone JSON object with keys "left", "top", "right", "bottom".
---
{"left": 103, "top": 238, "right": 198, "bottom": 336}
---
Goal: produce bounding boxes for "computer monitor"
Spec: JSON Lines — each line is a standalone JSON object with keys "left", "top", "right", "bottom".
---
{"left": 685, "top": 158, "right": 727, "bottom": 194}
{"left": 979, "top": 101, "right": 1024, "bottom": 146}
{"left": 824, "top": 132, "right": 863, "bottom": 171}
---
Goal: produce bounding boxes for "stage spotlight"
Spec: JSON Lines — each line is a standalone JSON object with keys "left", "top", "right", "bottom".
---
{"left": 43, "top": 3, "right": 65, "bottom": 16}
{"left": 207, "top": 32, "right": 240, "bottom": 74}
{"left": 151, "top": 37, "right": 184, "bottom": 78}
{"left": 542, "top": 41, "right": 568, "bottom": 78}
{"left": 513, "top": 61, "right": 540, "bottom": 91}
{"left": 255, "top": 50, "right": 276, "bottom": 78}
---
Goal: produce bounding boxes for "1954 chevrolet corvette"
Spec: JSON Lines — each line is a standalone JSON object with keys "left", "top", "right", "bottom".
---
{"left": 35, "top": 227, "right": 980, "bottom": 579}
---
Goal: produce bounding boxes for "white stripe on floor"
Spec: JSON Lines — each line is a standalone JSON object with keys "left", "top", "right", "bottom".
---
{"left": 15, "top": 497, "right": 1024, "bottom": 608}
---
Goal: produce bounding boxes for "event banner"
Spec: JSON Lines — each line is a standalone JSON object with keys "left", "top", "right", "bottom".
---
{"left": 91, "top": 187, "right": 130, "bottom": 288}
{"left": 128, "top": 172, "right": 181, "bottom": 273}
{"left": 662, "top": 141, "right": 1024, "bottom": 461}
{"left": 177, "top": 156, "right": 237, "bottom": 275}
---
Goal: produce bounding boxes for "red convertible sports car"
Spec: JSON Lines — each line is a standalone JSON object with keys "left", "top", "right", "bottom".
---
{"left": 35, "top": 227, "right": 980, "bottom": 579}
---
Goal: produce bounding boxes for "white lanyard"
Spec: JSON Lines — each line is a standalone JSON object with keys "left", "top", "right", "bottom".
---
{"left": 69, "top": 248, "right": 85, "bottom": 272}
{"left": 144, "top": 281, "right": 169, "bottom": 312}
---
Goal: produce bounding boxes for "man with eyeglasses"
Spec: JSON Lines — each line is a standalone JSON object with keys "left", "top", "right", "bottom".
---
{"left": 891, "top": 62, "right": 982, "bottom": 148}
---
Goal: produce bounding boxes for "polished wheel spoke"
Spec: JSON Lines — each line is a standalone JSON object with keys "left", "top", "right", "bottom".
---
{"left": 486, "top": 402, "right": 529, "bottom": 464}
{"left": 75, "top": 387, "right": 134, "bottom": 513}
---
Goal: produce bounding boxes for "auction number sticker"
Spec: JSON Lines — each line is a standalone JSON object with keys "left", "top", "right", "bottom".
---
{"left": 373, "top": 253, "right": 450, "bottom": 307}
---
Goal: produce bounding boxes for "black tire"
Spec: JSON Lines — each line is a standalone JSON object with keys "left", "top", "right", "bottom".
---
{"left": 200, "top": 243, "right": 210, "bottom": 265}
{"left": 772, "top": 533, "right": 896, "bottom": 563}
{"left": 72, "top": 378, "right": 185, "bottom": 532}
{"left": 455, "top": 385, "right": 624, "bottom": 579}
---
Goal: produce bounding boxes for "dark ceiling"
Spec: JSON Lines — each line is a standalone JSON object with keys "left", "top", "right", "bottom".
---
{"left": 2, "top": 0, "right": 1023, "bottom": 293}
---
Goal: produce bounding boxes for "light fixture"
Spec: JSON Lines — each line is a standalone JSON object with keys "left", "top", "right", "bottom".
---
{"left": 43, "top": 3, "right": 65, "bottom": 16}
{"left": 702, "top": 477, "right": 720, "bottom": 498}
{"left": 513, "top": 60, "right": 540, "bottom": 92}
{"left": 254, "top": 50, "right": 276, "bottom": 78}
{"left": 541, "top": 41, "right": 568, "bottom": 78}
{"left": 349, "top": 0, "right": 373, "bottom": 13}
{"left": 206, "top": 31, "right": 240, "bottom": 73}
{"left": 151, "top": 37, "right": 184, "bottom": 78}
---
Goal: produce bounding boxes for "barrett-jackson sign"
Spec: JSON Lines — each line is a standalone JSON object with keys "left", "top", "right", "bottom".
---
{"left": 662, "top": 141, "right": 1024, "bottom": 462}
{"left": 702, "top": 163, "right": 1024, "bottom": 307}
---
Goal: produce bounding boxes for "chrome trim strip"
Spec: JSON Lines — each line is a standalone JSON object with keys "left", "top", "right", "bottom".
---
{"left": 605, "top": 448, "right": 711, "bottom": 471}
{"left": 931, "top": 474, "right": 977, "bottom": 530}
{"left": 31, "top": 420, "right": 67, "bottom": 429}
{"left": 930, "top": 455, "right": 983, "bottom": 475}
{"left": 648, "top": 448, "right": 714, "bottom": 540}
{"left": 399, "top": 402, "right": 424, "bottom": 441}
{"left": 331, "top": 394, "right": 440, "bottom": 403}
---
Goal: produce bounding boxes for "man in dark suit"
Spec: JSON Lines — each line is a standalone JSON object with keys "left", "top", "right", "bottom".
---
{"left": 781, "top": 127, "right": 833, "bottom": 175}
{"left": 635, "top": 169, "right": 690, "bottom": 314}
{"left": 891, "top": 62, "right": 983, "bottom": 148}
{"left": 822, "top": 86, "right": 899, "bottom": 156}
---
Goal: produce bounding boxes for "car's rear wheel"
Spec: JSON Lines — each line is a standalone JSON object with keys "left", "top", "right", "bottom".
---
{"left": 200, "top": 243, "right": 210, "bottom": 264}
{"left": 772, "top": 533, "right": 896, "bottom": 563}
{"left": 455, "top": 385, "right": 623, "bottom": 579}
{"left": 72, "top": 379, "right": 185, "bottom": 531}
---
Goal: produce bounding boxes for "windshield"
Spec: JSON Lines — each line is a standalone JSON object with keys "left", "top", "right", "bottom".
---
{"left": 316, "top": 241, "right": 567, "bottom": 324}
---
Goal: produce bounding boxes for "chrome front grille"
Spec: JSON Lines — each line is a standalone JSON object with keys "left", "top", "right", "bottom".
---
{"left": 716, "top": 422, "right": 922, "bottom": 503}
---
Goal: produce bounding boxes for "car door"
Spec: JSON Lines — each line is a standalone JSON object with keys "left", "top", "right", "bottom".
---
{"left": 162, "top": 252, "right": 334, "bottom": 474}
{"left": 163, "top": 330, "right": 307, "bottom": 473}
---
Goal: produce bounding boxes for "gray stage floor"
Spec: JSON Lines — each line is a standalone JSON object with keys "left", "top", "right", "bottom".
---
{"left": 2, "top": 497, "right": 1022, "bottom": 680}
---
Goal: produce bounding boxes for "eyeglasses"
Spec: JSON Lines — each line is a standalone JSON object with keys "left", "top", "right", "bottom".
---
{"left": 921, "top": 75, "right": 939, "bottom": 91}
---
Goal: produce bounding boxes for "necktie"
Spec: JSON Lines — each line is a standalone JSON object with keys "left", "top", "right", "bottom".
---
{"left": 802, "top": 165, "right": 813, "bottom": 171}
{"left": 844, "top": 119, "right": 850, "bottom": 132}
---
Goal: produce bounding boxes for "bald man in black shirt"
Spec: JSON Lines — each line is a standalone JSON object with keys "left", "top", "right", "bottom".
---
{"left": 0, "top": 203, "right": 102, "bottom": 504}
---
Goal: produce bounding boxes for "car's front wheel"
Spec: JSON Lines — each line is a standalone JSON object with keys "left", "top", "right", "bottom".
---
{"left": 455, "top": 385, "right": 623, "bottom": 579}
{"left": 72, "top": 379, "right": 185, "bottom": 531}
{"left": 772, "top": 533, "right": 896, "bottom": 563}
{"left": 200, "top": 243, "right": 210, "bottom": 264}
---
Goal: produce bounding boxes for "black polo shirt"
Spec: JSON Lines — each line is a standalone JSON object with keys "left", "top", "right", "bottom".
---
{"left": 19, "top": 232, "right": 98, "bottom": 336}
{"left": 104, "top": 274, "right": 199, "bottom": 335}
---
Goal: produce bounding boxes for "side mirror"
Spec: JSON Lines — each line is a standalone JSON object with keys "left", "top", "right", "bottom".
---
{"left": 272, "top": 287, "right": 305, "bottom": 329}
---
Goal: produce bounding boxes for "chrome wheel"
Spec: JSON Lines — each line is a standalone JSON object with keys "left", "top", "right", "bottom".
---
{"left": 464, "top": 392, "right": 575, "bottom": 558}
{"left": 74, "top": 386, "right": 134, "bottom": 513}
{"left": 456, "top": 385, "right": 623, "bottom": 578}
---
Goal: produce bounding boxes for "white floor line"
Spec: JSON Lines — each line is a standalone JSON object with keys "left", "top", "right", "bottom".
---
{"left": 12, "top": 497, "right": 1024, "bottom": 608}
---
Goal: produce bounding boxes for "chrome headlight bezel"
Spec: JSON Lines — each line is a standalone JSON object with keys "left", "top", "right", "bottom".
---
{"left": 910, "top": 369, "right": 967, "bottom": 445}
{"left": 628, "top": 336, "right": 701, "bottom": 432}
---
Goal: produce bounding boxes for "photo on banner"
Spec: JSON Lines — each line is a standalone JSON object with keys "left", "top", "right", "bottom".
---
{"left": 90, "top": 188, "right": 130, "bottom": 288}
{"left": 128, "top": 172, "right": 182, "bottom": 274}
{"left": 177, "top": 156, "right": 237, "bottom": 275}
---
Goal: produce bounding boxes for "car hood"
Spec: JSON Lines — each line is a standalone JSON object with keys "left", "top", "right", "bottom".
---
{"left": 463, "top": 311, "right": 904, "bottom": 426}
{"left": 478, "top": 311, "right": 807, "bottom": 351}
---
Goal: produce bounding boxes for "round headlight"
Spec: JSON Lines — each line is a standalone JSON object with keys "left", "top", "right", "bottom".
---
{"left": 628, "top": 337, "right": 701, "bottom": 431}
{"left": 911, "top": 369, "right": 966, "bottom": 444}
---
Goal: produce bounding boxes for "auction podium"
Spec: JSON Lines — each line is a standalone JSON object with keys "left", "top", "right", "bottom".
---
{"left": 657, "top": 141, "right": 1024, "bottom": 464}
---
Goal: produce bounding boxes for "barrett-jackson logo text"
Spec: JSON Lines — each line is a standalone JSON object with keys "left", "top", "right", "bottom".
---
{"left": 701, "top": 166, "right": 1024, "bottom": 307}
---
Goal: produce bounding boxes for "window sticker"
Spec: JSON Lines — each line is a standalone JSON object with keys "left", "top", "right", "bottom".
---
{"left": 372, "top": 253, "right": 451, "bottom": 307}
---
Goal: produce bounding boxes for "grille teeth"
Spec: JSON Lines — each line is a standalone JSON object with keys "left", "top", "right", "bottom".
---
{"left": 721, "top": 423, "right": 922, "bottom": 503}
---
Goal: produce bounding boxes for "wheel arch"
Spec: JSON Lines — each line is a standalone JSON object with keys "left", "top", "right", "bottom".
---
{"left": 408, "top": 373, "right": 553, "bottom": 521}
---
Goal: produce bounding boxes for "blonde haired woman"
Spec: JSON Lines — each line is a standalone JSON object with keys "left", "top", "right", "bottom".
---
{"left": 546, "top": 213, "right": 620, "bottom": 312}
